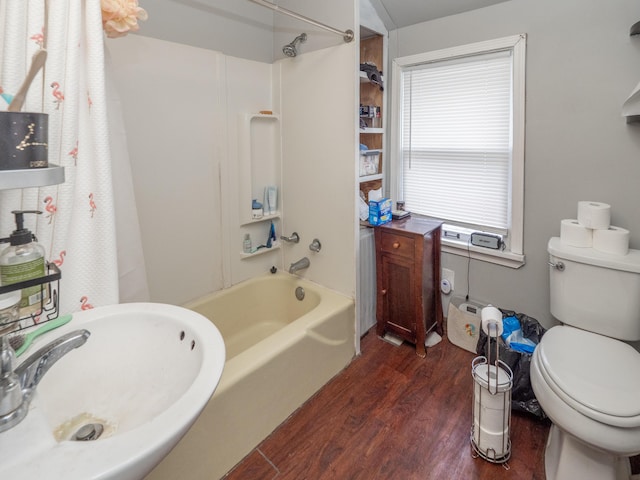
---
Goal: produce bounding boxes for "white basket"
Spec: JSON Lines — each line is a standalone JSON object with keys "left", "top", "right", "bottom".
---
{"left": 359, "top": 151, "right": 380, "bottom": 176}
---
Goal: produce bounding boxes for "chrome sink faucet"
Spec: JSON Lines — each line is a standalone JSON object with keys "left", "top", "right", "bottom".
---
{"left": 0, "top": 329, "right": 90, "bottom": 433}
{"left": 289, "top": 257, "right": 310, "bottom": 274}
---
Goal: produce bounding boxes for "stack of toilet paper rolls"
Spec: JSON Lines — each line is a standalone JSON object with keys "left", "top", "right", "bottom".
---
{"left": 560, "top": 201, "right": 630, "bottom": 255}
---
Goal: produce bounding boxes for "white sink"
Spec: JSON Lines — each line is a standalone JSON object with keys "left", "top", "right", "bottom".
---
{"left": 0, "top": 303, "right": 225, "bottom": 480}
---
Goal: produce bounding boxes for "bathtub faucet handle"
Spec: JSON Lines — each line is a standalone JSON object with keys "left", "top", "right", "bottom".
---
{"left": 280, "top": 232, "right": 300, "bottom": 244}
{"left": 309, "top": 239, "right": 321, "bottom": 252}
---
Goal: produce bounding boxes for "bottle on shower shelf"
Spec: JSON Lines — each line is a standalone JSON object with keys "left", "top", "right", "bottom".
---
{"left": 243, "top": 233, "right": 252, "bottom": 254}
{"left": 263, "top": 186, "right": 278, "bottom": 215}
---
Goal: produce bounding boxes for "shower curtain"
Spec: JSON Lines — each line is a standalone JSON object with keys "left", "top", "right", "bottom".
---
{"left": 0, "top": 0, "right": 149, "bottom": 316}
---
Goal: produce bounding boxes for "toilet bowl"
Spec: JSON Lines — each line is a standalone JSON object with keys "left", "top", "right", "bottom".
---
{"left": 535, "top": 237, "right": 640, "bottom": 479}
{"left": 531, "top": 325, "right": 640, "bottom": 480}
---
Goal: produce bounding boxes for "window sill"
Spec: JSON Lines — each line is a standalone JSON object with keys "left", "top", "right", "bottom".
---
{"left": 441, "top": 237, "right": 525, "bottom": 269}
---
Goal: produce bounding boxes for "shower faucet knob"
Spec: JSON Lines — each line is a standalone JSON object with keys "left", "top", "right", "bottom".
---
{"left": 280, "top": 232, "right": 300, "bottom": 244}
{"left": 309, "top": 239, "right": 321, "bottom": 252}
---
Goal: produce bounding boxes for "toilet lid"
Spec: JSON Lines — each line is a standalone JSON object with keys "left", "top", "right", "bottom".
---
{"left": 537, "top": 326, "right": 640, "bottom": 428}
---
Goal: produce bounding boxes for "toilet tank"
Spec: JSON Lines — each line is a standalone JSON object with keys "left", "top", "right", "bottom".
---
{"left": 548, "top": 237, "right": 640, "bottom": 341}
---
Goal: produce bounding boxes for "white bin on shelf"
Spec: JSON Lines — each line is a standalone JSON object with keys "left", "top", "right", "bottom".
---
{"left": 359, "top": 150, "right": 380, "bottom": 176}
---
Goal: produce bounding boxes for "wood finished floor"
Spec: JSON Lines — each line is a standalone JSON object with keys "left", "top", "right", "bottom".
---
{"left": 224, "top": 330, "right": 551, "bottom": 479}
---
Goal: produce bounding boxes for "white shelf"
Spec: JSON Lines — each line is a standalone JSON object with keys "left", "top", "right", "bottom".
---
{"left": 240, "top": 212, "right": 281, "bottom": 226}
{"left": 360, "top": 127, "right": 383, "bottom": 134}
{"left": 247, "top": 112, "right": 280, "bottom": 120}
{"left": 240, "top": 241, "right": 281, "bottom": 259}
{"left": 359, "top": 173, "right": 383, "bottom": 182}
{"left": 0, "top": 164, "right": 65, "bottom": 190}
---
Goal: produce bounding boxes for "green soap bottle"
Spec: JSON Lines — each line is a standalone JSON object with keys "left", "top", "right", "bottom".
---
{"left": 0, "top": 210, "right": 47, "bottom": 315}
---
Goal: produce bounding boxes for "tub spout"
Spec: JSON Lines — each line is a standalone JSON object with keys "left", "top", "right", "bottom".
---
{"left": 289, "top": 257, "right": 310, "bottom": 274}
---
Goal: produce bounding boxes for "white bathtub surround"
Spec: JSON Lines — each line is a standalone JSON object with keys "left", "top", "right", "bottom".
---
{"left": 0, "top": 1, "right": 148, "bottom": 312}
{"left": 146, "top": 273, "right": 355, "bottom": 480}
{"left": 108, "top": 35, "right": 356, "bottom": 306}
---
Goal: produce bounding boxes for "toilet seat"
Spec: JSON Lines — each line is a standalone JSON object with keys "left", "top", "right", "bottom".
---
{"left": 536, "top": 326, "right": 640, "bottom": 428}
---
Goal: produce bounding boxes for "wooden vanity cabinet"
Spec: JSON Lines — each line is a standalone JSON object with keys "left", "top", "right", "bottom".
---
{"left": 374, "top": 217, "right": 443, "bottom": 357}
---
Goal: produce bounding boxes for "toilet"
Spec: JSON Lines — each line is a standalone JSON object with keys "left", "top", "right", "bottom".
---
{"left": 530, "top": 237, "right": 640, "bottom": 480}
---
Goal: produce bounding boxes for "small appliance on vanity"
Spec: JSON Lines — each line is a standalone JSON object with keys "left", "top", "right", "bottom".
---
{"left": 530, "top": 232, "right": 640, "bottom": 480}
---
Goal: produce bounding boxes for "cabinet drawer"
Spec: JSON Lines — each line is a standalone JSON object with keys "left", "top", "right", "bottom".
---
{"left": 380, "top": 232, "right": 415, "bottom": 258}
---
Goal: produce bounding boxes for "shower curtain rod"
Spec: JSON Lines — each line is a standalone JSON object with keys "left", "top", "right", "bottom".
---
{"left": 249, "top": 0, "right": 354, "bottom": 43}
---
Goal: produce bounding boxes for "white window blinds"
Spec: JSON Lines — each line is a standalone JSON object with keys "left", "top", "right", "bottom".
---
{"left": 400, "top": 50, "right": 513, "bottom": 231}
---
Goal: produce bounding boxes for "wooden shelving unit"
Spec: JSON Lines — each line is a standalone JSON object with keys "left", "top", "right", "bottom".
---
{"left": 359, "top": 33, "right": 385, "bottom": 201}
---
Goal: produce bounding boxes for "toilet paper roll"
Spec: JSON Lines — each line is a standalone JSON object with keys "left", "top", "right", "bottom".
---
{"left": 481, "top": 305, "right": 503, "bottom": 336}
{"left": 577, "top": 201, "right": 611, "bottom": 230}
{"left": 593, "top": 226, "right": 630, "bottom": 256}
{"left": 560, "top": 219, "right": 593, "bottom": 247}
{"left": 473, "top": 424, "right": 510, "bottom": 457}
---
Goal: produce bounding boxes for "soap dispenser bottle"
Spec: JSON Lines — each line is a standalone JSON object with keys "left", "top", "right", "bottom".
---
{"left": 0, "top": 210, "right": 47, "bottom": 314}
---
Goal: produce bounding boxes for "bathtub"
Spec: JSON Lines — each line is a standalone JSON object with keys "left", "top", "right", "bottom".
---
{"left": 145, "top": 273, "right": 355, "bottom": 480}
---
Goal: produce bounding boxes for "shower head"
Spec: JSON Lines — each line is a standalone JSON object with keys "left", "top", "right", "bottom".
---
{"left": 282, "top": 33, "right": 307, "bottom": 57}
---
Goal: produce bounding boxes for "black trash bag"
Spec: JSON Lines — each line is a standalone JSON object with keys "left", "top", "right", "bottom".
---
{"left": 476, "top": 308, "right": 547, "bottom": 419}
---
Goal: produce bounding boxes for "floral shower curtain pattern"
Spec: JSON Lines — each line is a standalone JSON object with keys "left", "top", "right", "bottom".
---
{"left": 0, "top": 0, "right": 141, "bottom": 316}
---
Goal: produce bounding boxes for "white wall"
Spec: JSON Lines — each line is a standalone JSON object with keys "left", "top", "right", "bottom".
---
{"left": 140, "top": 0, "right": 360, "bottom": 63}
{"left": 139, "top": 0, "right": 275, "bottom": 63}
{"left": 390, "top": 0, "right": 640, "bottom": 327}
{"left": 108, "top": 35, "right": 283, "bottom": 303}
{"left": 222, "top": 56, "right": 283, "bottom": 287}
{"left": 106, "top": 35, "right": 226, "bottom": 305}
{"left": 278, "top": 44, "right": 358, "bottom": 296}
{"left": 273, "top": 0, "right": 358, "bottom": 61}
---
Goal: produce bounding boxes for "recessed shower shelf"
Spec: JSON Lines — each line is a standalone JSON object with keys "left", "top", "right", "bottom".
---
{"left": 240, "top": 242, "right": 281, "bottom": 259}
{"left": 240, "top": 212, "right": 281, "bottom": 226}
{"left": 249, "top": 112, "right": 280, "bottom": 120}
{"left": 239, "top": 112, "right": 282, "bottom": 226}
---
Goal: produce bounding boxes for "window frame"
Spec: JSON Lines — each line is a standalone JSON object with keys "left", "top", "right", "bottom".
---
{"left": 389, "top": 34, "right": 526, "bottom": 268}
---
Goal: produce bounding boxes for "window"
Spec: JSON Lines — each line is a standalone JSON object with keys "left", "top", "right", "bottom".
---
{"left": 390, "top": 35, "right": 526, "bottom": 267}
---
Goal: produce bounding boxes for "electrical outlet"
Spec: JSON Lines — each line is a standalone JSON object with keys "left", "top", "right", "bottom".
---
{"left": 442, "top": 268, "right": 455, "bottom": 291}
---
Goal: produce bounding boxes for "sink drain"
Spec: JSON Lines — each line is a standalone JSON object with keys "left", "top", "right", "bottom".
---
{"left": 54, "top": 413, "right": 115, "bottom": 442}
{"left": 74, "top": 423, "right": 104, "bottom": 441}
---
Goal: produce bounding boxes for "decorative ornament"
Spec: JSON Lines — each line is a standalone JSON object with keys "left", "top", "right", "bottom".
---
{"left": 100, "top": 0, "right": 148, "bottom": 39}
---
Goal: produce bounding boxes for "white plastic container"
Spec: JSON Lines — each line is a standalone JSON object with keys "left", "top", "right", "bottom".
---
{"left": 359, "top": 150, "right": 381, "bottom": 176}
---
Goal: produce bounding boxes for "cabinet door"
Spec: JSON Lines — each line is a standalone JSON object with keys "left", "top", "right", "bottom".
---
{"left": 380, "top": 253, "right": 416, "bottom": 341}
